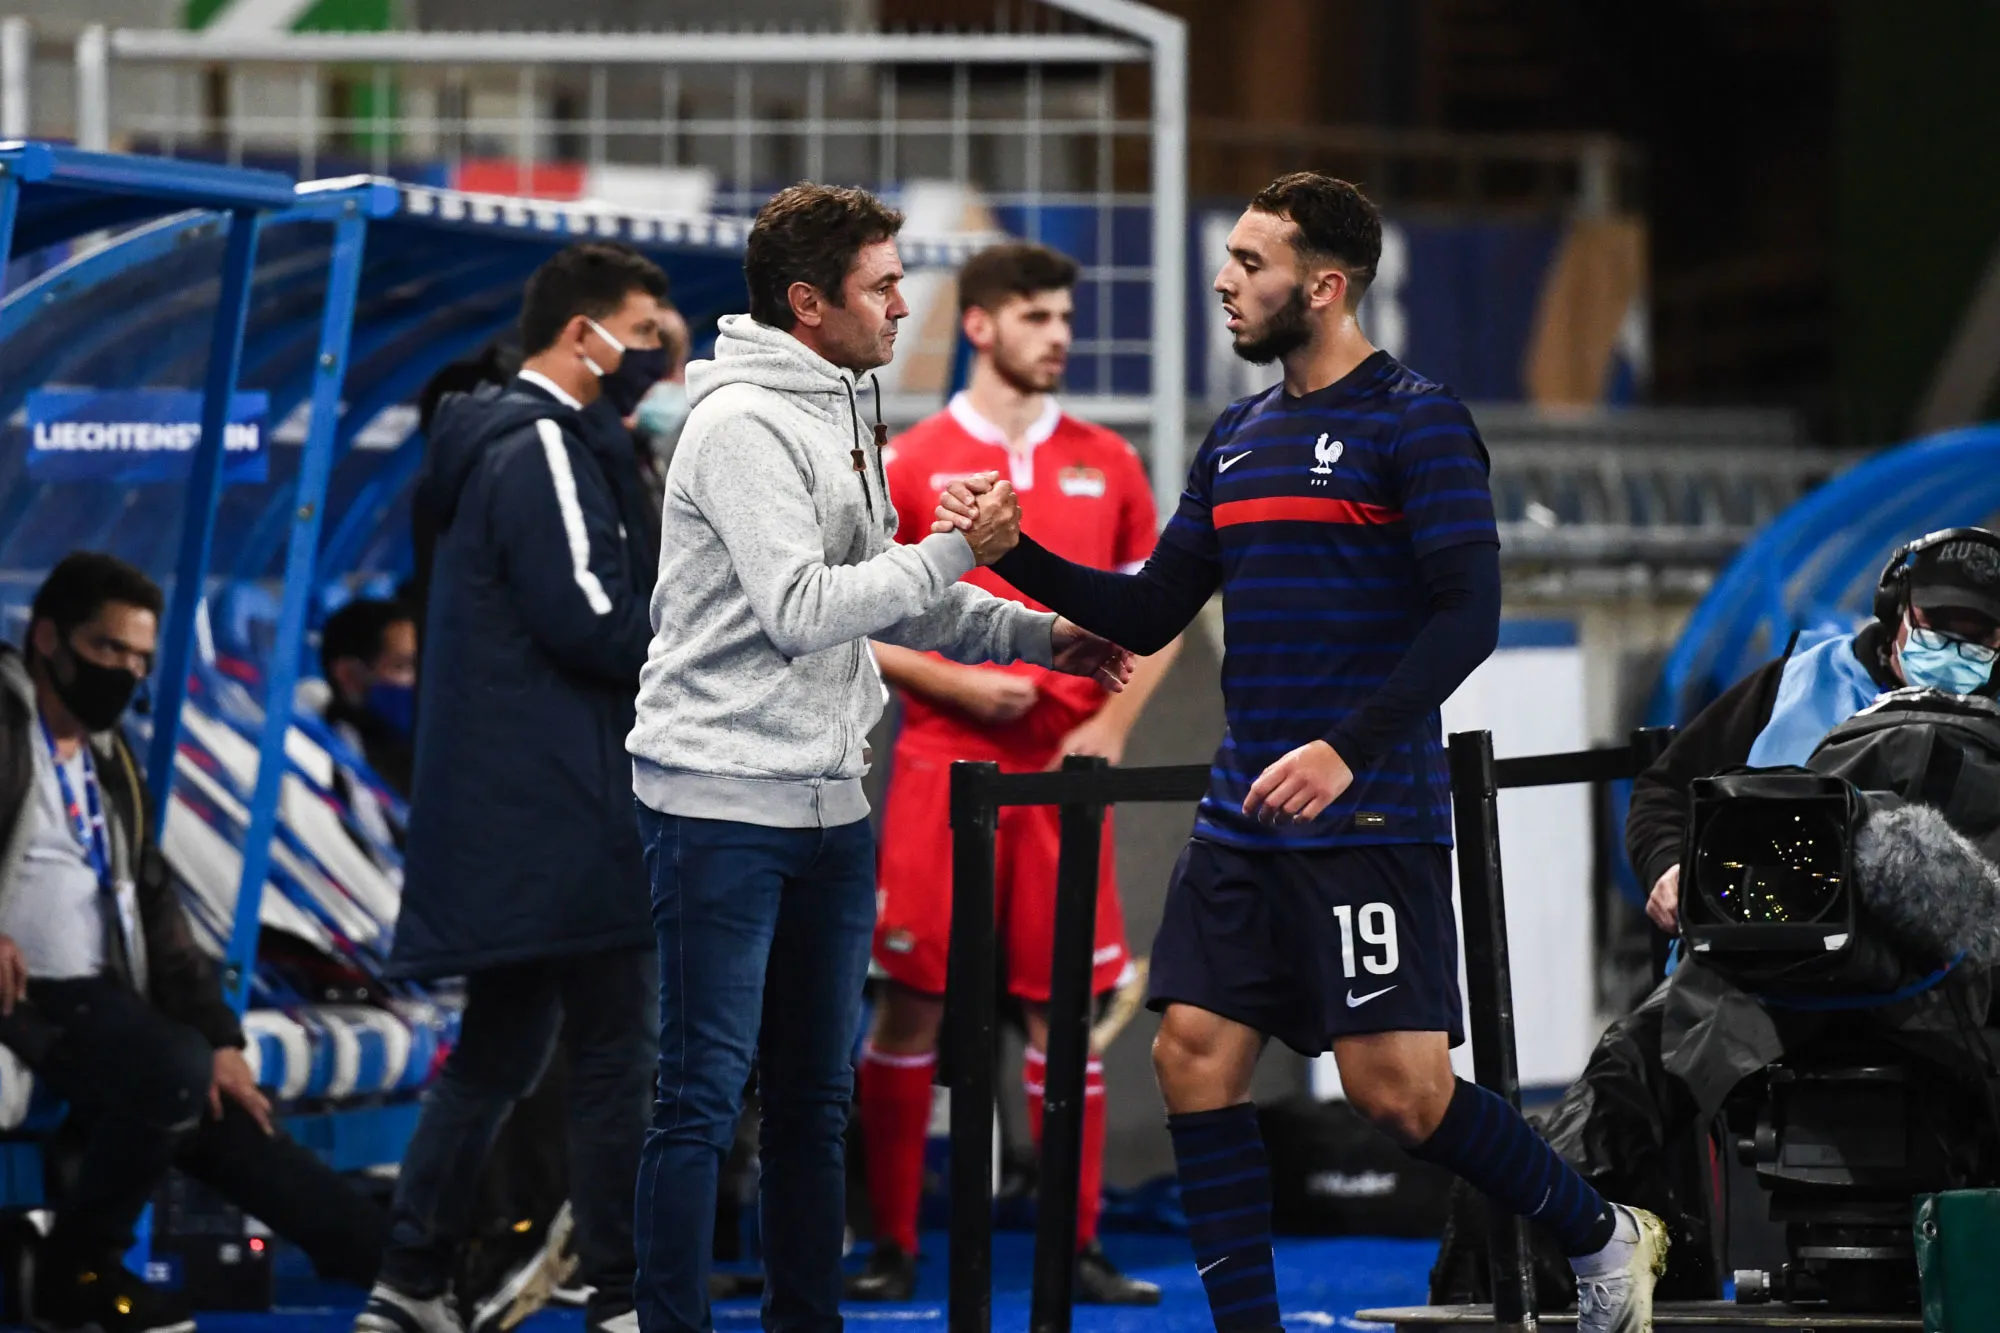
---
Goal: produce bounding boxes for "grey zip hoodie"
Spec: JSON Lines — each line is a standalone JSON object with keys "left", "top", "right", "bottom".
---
{"left": 628, "top": 314, "right": 1056, "bottom": 828}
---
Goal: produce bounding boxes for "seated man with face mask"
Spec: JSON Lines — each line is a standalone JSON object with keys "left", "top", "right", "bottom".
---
{"left": 318, "top": 598, "right": 418, "bottom": 847}
{"left": 0, "top": 553, "right": 389, "bottom": 1333}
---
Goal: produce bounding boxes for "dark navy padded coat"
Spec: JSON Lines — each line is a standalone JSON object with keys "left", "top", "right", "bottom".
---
{"left": 391, "top": 378, "right": 656, "bottom": 979}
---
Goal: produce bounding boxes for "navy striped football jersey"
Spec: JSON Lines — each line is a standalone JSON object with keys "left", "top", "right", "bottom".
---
{"left": 1156, "top": 350, "right": 1500, "bottom": 850}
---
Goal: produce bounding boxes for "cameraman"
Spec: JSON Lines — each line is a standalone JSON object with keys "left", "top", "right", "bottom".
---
{"left": 1630, "top": 526, "right": 2000, "bottom": 933}
{"left": 1446, "top": 527, "right": 2000, "bottom": 1304}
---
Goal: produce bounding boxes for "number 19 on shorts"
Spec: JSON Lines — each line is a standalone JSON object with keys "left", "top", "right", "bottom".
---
{"left": 1331, "top": 903, "right": 1400, "bottom": 979}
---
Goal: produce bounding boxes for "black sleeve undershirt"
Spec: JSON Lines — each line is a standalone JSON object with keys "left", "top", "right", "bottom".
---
{"left": 994, "top": 533, "right": 1502, "bottom": 773}
{"left": 1324, "top": 539, "right": 1502, "bottom": 771}
{"left": 991, "top": 533, "right": 1217, "bottom": 656}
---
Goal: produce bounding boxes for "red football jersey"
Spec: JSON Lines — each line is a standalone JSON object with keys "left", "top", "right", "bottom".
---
{"left": 882, "top": 394, "right": 1159, "bottom": 755}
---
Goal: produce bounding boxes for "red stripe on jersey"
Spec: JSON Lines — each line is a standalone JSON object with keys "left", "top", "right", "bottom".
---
{"left": 1211, "top": 496, "right": 1405, "bottom": 529}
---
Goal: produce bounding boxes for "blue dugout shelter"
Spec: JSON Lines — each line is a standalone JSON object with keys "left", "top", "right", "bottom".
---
{"left": 0, "top": 140, "right": 338, "bottom": 1016}
{"left": 0, "top": 144, "right": 988, "bottom": 1169}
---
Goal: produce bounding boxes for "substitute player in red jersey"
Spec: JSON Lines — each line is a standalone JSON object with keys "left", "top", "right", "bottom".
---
{"left": 850, "top": 242, "right": 1181, "bottom": 1305}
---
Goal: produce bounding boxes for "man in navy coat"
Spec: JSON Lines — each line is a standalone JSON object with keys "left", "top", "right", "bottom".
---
{"left": 357, "top": 242, "right": 671, "bottom": 1333}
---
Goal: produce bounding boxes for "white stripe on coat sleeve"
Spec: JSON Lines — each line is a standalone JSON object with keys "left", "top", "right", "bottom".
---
{"left": 536, "top": 418, "right": 614, "bottom": 615}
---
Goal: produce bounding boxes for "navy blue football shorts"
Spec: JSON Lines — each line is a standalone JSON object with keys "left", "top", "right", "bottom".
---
{"left": 1146, "top": 837, "right": 1467, "bottom": 1058}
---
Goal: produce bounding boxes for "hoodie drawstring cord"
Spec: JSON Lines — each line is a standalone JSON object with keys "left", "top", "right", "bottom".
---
{"left": 841, "top": 377, "right": 876, "bottom": 524}
{"left": 867, "top": 377, "right": 893, "bottom": 528}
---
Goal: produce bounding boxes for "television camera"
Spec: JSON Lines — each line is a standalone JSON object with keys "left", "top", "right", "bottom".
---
{"left": 1680, "top": 712, "right": 2000, "bottom": 1312}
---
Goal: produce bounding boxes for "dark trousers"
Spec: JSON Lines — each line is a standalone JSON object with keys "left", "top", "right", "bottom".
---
{"left": 8, "top": 976, "right": 386, "bottom": 1287}
{"left": 381, "top": 950, "right": 655, "bottom": 1324}
{"left": 458, "top": 1052, "right": 570, "bottom": 1298}
{"left": 475, "top": 1053, "right": 568, "bottom": 1235}
{"left": 632, "top": 808, "right": 877, "bottom": 1333}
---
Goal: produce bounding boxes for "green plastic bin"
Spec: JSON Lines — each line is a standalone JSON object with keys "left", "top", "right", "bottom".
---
{"left": 1916, "top": 1189, "right": 2000, "bottom": 1331}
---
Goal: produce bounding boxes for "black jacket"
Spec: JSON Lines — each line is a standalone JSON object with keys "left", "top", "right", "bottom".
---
{"left": 391, "top": 378, "right": 656, "bottom": 980}
{"left": 1625, "top": 621, "right": 1901, "bottom": 892}
{"left": 0, "top": 644, "right": 243, "bottom": 1058}
{"left": 326, "top": 697, "right": 412, "bottom": 800}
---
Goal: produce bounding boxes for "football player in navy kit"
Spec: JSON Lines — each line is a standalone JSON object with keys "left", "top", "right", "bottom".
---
{"left": 938, "top": 172, "right": 1667, "bottom": 1333}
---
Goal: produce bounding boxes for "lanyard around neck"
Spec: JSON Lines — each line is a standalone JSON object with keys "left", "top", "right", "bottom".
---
{"left": 38, "top": 716, "right": 111, "bottom": 889}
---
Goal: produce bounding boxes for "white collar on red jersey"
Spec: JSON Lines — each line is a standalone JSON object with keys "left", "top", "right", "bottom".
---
{"left": 947, "top": 391, "right": 1061, "bottom": 491}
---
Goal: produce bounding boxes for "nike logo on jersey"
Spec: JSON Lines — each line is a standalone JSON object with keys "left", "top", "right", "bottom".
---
{"left": 1346, "top": 985, "right": 1397, "bottom": 1008}
{"left": 1217, "top": 452, "right": 1251, "bottom": 472}
{"left": 1197, "top": 1257, "right": 1228, "bottom": 1277}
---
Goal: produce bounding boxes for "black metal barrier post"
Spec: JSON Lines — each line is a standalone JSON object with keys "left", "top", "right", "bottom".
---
{"left": 946, "top": 760, "right": 1002, "bottom": 1333}
{"left": 1629, "top": 725, "right": 1677, "bottom": 778}
{"left": 1029, "top": 755, "right": 1110, "bottom": 1333}
{"left": 947, "top": 759, "right": 1208, "bottom": 1333}
{"left": 1447, "top": 725, "right": 1680, "bottom": 1333}
{"left": 1448, "top": 730, "right": 1538, "bottom": 1332}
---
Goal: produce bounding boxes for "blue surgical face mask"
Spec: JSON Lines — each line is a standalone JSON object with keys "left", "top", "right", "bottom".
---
{"left": 364, "top": 680, "right": 416, "bottom": 740}
{"left": 635, "top": 380, "right": 690, "bottom": 447}
{"left": 1899, "top": 625, "right": 1998, "bottom": 695}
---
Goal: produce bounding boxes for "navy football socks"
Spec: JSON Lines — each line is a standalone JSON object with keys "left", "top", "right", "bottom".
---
{"left": 1167, "top": 1104, "right": 1280, "bottom": 1332}
{"left": 1410, "top": 1077, "right": 1617, "bottom": 1257}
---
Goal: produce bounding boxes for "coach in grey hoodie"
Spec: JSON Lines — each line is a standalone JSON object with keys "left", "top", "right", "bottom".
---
{"left": 627, "top": 186, "right": 1127, "bottom": 1333}
{"left": 627, "top": 306, "right": 1046, "bottom": 825}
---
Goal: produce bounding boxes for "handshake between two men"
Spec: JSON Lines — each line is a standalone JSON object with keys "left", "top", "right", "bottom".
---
{"left": 930, "top": 470, "right": 1136, "bottom": 698}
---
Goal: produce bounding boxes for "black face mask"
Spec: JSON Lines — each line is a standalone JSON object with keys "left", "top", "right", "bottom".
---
{"left": 600, "top": 344, "right": 670, "bottom": 418}
{"left": 50, "top": 640, "right": 140, "bottom": 733}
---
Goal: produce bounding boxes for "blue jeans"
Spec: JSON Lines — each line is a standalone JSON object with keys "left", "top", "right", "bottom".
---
{"left": 633, "top": 806, "right": 877, "bottom": 1333}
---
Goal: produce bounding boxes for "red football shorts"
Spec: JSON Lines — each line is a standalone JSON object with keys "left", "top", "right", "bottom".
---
{"left": 873, "top": 739, "right": 1130, "bottom": 1003}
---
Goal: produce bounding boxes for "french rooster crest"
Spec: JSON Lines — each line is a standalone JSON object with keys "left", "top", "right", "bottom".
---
{"left": 1311, "top": 433, "right": 1343, "bottom": 483}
